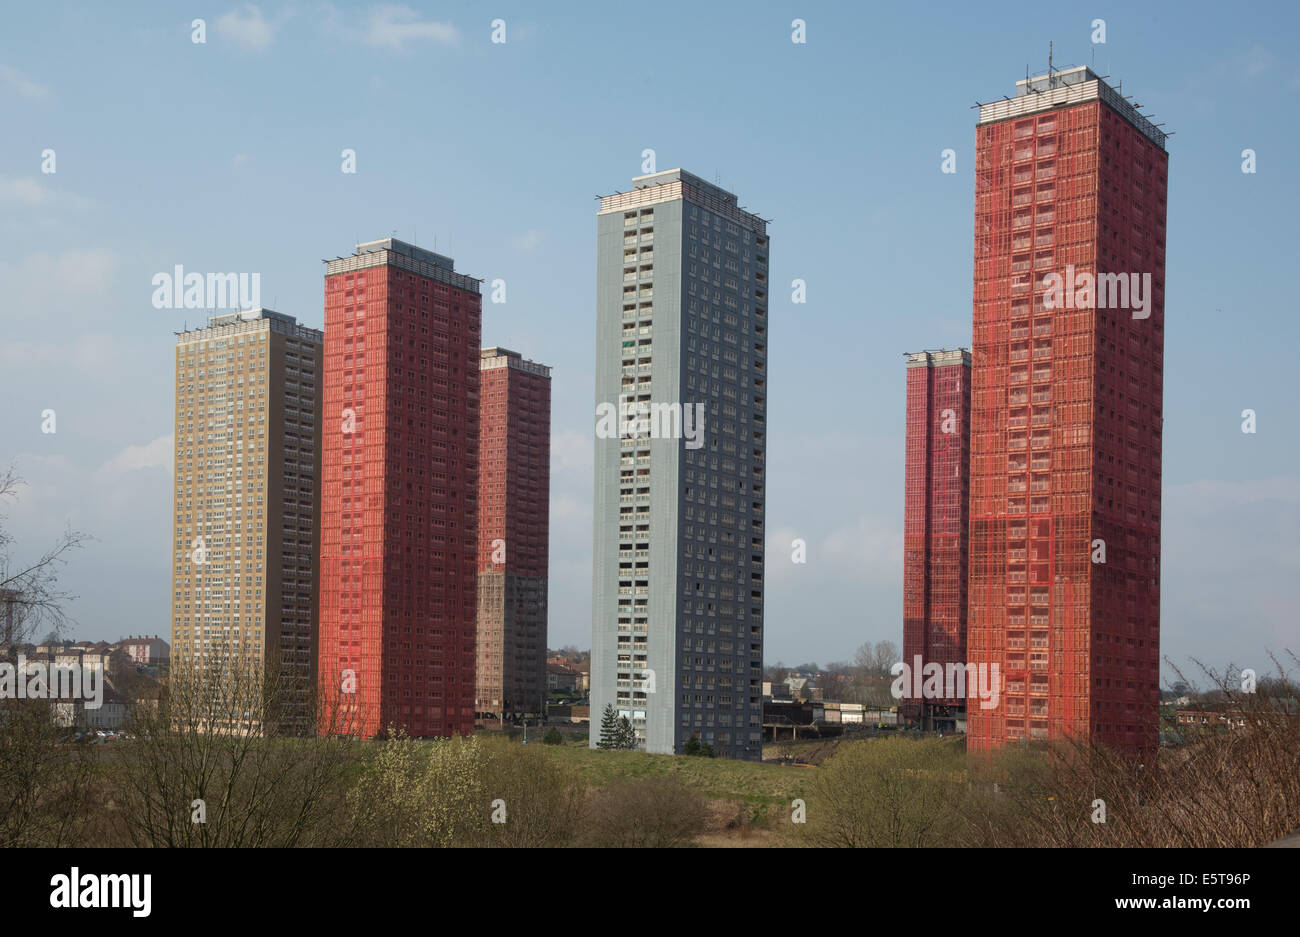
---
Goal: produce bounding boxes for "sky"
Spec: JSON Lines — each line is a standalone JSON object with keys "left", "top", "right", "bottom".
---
{"left": 1, "top": 1, "right": 1296, "bottom": 684}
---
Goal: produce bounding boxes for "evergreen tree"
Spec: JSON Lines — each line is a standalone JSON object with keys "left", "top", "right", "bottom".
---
{"left": 597, "top": 703, "right": 620, "bottom": 749}
{"left": 683, "top": 735, "right": 715, "bottom": 757}
{"left": 616, "top": 716, "right": 637, "bottom": 750}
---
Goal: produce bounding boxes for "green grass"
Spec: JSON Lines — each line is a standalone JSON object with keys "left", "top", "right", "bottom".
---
{"left": 89, "top": 731, "right": 817, "bottom": 808}
{"left": 538, "top": 742, "right": 812, "bottom": 806}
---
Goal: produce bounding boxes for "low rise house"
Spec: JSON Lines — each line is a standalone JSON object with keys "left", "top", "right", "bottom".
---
{"left": 547, "top": 662, "right": 582, "bottom": 693}
{"left": 1176, "top": 710, "right": 1245, "bottom": 730}
{"left": 117, "top": 635, "right": 170, "bottom": 665}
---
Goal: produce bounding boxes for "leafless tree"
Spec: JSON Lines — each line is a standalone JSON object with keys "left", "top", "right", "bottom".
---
{"left": 109, "top": 640, "right": 360, "bottom": 847}
{"left": 470, "top": 736, "right": 587, "bottom": 847}
{"left": 959, "top": 652, "right": 1300, "bottom": 848}
{"left": 873, "top": 640, "right": 900, "bottom": 676}
{"left": 578, "top": 775, "right": 708, "bottom": 848}
{"left": 0, "top": 466, "right": 89, "bottom": 651}
{"left": 788, "top": 737, "right": 965, "bottom": 848}
{"left": 0, "top": 467, "right": 96, "bottom": 845}
{"left": 0, "top": 700, "right": 97, "bottom": 847}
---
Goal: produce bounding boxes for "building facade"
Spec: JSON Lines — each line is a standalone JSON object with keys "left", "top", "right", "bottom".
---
{"left": 590, "top": 169, "right": 769, "bottom": 760}
{"left": 902, "top": 349, "right": 971, "bottom": 731}
{"left": 169, "top": 309, "right": 322, "bottom": 712}
{"left": 967, "top": 67, "right": 1167, "bottom": 754}
{"left": 118, "top": 635, "right": 171, "bottom": 665}
{"left": 476, "top": 347, "right": 551, "bottom": 719}
{"left": 318, "top": 239, "right": 481, "bottom": 739}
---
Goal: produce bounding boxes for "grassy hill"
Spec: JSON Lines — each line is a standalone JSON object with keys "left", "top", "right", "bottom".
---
{"left": 541, "top": 741, "right": 812, "bottom": 806}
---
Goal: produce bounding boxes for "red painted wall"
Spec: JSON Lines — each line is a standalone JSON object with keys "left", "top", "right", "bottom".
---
{"left": 319, "top": 260, "right": 481, "bottom": 738}
{"left": 968, "top": 98, "right": 1166, "bottom": 756}
{"left": 902, "top": 357, "right": 971, "bottom": 720}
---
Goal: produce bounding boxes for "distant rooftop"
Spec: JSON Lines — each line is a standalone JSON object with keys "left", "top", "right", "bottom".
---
{"left": 208, "top": 308, "right": 296, "bottom": 328}
{"left": 176, "top": 308, "right": 322, "bottom": 343}
{"left": 978, "top": 65, "right": 1167, "bottom": 151}
{"left": 598, "top": 167, "right": 768, "bottom": 236}
{"left": 631, "top": 168, "right": 738, "bottom": 206}
{"left": 905, "top": 348, "right": 971, "bottom": 368}
{"left": 325, "top": 236, "right": 481, "bottom": 294}
{"left": 481, "top": 346, "right": 551, "bottom": 378}
{"left": 354, "top": 237, "right": 455, "bottom": 271}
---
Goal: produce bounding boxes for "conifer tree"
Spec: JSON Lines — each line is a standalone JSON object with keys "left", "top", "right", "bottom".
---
{"left": 597, "top": 703, "right": 620, "bottom": 749}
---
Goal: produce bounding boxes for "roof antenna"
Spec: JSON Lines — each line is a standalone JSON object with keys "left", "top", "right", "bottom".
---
{"left": 1048, "top": 40, "right": 1054, "bottom": 88}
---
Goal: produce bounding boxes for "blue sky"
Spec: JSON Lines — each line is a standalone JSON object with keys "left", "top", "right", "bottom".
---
{"left": 1, "top": 1, "right": 1296, "bottom": 683}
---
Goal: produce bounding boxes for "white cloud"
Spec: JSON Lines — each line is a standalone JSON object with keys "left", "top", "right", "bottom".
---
{"left": 822, "top": 515, "right": 903, "bottom": 581}
{"left": 0, "top": 333, "right": 126, "bottom": 377}
{"left": 365, "top": 5, "right": 459, "bottom": 49}
{"left": 0, "top": 175, "right": 94, "bottom": 210}
{"left": 763, "top": 527, "right": 804, "bottom": 585}
{"left": 0, "top": 64, "right": 52, "bottom": 100}
{"left": 0, "top": 249, "right": 116, "bottom": 321}
{"left": 1166, "top": 476, "right": 1300, "bottom": 508}
{"left": 513, "top": 230, "right": 546, "bottom": 254}
{"left": 1161, "top": 475, "right": 1300, "bottom": 667}
{"left": 1243, "top": 45, "right": 1274, "bottom": 80}
{"left": 0, "top": 176, "right": 54, "bottom": 204}
{"left": 762, "top": 516, "right": 901, "bottom": 592}
{"left": 216, "top": 5, "right": 275, "bottom": 51}
{"left": 99, "top": 436, "right": 174, "bottom": 475}
{"left": 551, "top": 429, "right": 591, "bottom": 474}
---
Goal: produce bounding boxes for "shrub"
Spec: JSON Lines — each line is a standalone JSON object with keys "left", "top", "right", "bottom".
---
{"left": 578, "top": 775, "right": 708, "bottom": 848}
